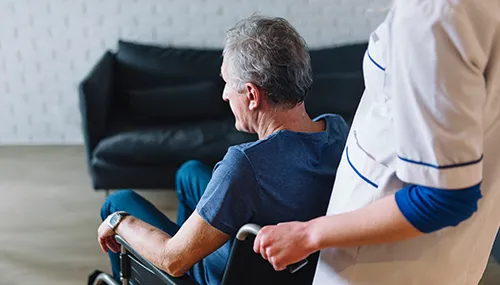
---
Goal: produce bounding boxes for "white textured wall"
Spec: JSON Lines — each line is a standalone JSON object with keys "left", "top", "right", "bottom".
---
{"left": 0, "top": 0, "right": 389, "bottom": 145}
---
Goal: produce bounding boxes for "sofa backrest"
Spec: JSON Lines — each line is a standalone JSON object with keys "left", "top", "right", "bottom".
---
{"left": 310, "top": 43, "right": 368, "bottom": 74}
{"left": 305, "top": 72, "right": 364, "bottom": 125}
{"left": 112, "top": 40, "right": 367, "bottom": 126}
{"left": 306, "top": 43, "right": 367, "bottom": 125}
{"left": 114, "top": 40, "right": 231, "bottom": 124}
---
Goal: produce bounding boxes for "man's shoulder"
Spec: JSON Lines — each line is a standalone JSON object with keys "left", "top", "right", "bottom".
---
{"left": 314, "top": 113, "right": 345, "bottom": 124}
{"left": 315, "top": 113, "right": 349, "bottom": 135}
{"left": 231, "top": 113, "right": 348, "bottom": 154}
{"left": 231, "top": 140, "right": 267, "bottom": 154}
{"left": 229, "top": 133, "right": 285, "bottom": 161}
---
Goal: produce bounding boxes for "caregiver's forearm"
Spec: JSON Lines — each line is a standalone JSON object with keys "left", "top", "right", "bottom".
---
{"left": 306, "top": 194, "right": 421, "bottom": 251}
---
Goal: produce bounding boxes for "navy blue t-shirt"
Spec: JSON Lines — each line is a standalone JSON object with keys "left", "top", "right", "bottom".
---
{"left": 194, "top": 114, "right": 348, "bottom": 285}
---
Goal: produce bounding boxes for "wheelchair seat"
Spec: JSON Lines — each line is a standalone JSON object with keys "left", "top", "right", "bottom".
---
{"left": 93, "top": 224, "right": 315, "bottom": 285}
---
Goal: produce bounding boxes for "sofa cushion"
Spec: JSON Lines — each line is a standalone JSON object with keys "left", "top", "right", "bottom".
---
{"left": 115, "top": 40, "right": 223, "bottom": 91}
{"left": 306, "top": 72, "right": 365, "bottom": 125}
{"left": 127, "top": 81, "right": 230, "bottom": 122}
{"left": 94, "top": 119, "right": 257, "bottom": 167}
{"left": 89, "top": 161, "right": 181, "bottom": 190}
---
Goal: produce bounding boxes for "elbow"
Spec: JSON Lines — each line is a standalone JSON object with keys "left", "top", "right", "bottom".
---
{"left": 395, "top": 183, "right": 482, "bottom": 234}
{"left": 161, "top": 255, "right": 190, "bottom": 277}
{"left": 164, "top": 264, "right": 187, "bottom": 278}
{"left": 446, "top": 203, "right": 478, "bottom": 228}
{"left": 441, "top": 186, "right": 482, "bottom": 228}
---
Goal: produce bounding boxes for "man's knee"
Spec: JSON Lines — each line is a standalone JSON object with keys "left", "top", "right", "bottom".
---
{"left": 100, "top": 189, "right": 139, "bottom": 220}
{"left": 175, "top": 160, "right": 205, "bottom": 192}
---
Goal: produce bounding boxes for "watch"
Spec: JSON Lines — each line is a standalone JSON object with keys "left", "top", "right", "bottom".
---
{"left": 107, "top": 211, "right": 130, "bottom": 231}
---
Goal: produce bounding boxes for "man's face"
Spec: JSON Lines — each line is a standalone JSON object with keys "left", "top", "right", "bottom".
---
{"left": 221, "top": 60, "right": 254, "bottom": 133}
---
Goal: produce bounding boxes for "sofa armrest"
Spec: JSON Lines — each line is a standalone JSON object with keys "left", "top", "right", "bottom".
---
{"left": 79, "top": 51, "right": 115, "bottom": 165}
{"left": 115, "top": 235, "right": 200, "bottom": 285}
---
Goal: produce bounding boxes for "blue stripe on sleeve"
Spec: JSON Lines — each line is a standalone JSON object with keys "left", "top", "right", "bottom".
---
{"left": 398, "top": 155, "right": 483, "bottom": 169}
{"left": 395, "top": 183, "right": 482, "bottom": 233}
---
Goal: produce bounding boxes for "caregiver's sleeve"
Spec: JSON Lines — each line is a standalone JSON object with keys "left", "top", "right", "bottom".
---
{"left": 388, "top": 0, "right": 487, "bottom": 190}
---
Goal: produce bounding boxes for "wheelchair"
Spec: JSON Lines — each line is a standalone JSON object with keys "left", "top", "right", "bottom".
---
{"left": 93, "top": 224, "right": 314, "bottom": 285}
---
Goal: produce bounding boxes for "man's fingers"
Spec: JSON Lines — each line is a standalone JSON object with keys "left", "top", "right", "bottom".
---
{"left": 104, "top": 239, "right": 114, "bottom": 253}
{"left": 106, "top": 238, "right": 119, "bottom": 253}
{"left": 110, "top": 239, "right": 120, "bottom": 253}
{"left": 98, "top": 238, "right": 108, "bottom": 253}
{"left": 113, "top": 240, "right": 121, "bottom": 252}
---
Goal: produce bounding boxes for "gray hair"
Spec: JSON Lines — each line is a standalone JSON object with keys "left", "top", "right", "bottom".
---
{"left": 223, "top": 15, "right": 313, "bottom": 108}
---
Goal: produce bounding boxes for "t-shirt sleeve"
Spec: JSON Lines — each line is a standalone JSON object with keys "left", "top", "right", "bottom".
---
{"left": 389, "top": 1, "right": 487, "bottom": 189}
{"left": 195, "top": 147, "right": 259, "bottom": 236}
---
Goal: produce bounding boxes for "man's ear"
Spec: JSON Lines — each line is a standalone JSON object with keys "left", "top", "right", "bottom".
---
{"left": 245, "top": 83, "right": 261, "bottom": 111}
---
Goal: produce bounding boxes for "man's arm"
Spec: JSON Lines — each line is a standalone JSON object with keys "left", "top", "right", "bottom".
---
{"left": 98, "top": 146, "right": 257, "bottom": 276}
{"left": 110, "top": 212, "right": 230, "bottom": 277}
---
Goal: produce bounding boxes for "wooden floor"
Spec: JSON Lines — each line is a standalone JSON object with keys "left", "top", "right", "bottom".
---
{"left": 0, "top": 146, "right": 177, "bottom": 285}
{"left": 0, "top": 146, "right": 498, "bottom": 284}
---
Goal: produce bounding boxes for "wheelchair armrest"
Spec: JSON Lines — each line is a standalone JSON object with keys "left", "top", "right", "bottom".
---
{"left": 114, "top": 235, "right": 200, "bottom": 285}
{"left": 236, "top": 224, "right": 261, "bottom": 240}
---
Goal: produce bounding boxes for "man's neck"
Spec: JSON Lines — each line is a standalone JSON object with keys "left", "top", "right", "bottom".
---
{"left": 255, "top": 104, "right": 326, "bottom": 140}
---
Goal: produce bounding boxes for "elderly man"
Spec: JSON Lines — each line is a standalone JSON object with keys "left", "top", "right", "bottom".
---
{"left": 97, "top": 15, "right": 348, "bottom": 285}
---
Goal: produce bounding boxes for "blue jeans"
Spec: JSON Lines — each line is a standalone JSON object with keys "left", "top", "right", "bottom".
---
{"left": 100, "top": 160, "right": 212, "bottom": 283}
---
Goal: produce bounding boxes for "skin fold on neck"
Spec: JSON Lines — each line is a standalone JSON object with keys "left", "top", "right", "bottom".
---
{"left": 255, "top": 104, "right": 326, "bottom": 140}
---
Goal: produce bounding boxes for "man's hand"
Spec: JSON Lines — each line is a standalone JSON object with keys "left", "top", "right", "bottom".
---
{"left": 97, "top": 215, "right": 121, "bottom": 254}
{"left": 253, "top": 221, "right": 316, "bottom": 271}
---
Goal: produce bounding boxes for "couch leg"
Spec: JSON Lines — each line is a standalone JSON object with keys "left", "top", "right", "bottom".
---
{"left": 105, "top": 189, "right": 110, "bottom": 197}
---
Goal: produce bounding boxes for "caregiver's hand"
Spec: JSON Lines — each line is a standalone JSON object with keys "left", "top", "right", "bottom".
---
{"left": 253, "top": 221, "right": 316, "bottom": 271}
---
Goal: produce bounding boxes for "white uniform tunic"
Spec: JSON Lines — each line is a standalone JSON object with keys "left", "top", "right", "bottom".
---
{"left": 313, "top": 0, "right": 500, "bottom": 284}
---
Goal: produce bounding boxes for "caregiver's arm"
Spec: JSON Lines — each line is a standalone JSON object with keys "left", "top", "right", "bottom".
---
{"left": 254, "top": 183, "right": 481, "bottom": 270}
{"left": 254, "top": 194, "right": 419, "bottom": 272}
{"left": 306, "top": 194, "right": 418, "bottom": 247}
{"left": 297, "top": 183, "right": 481, "bottom": 247}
